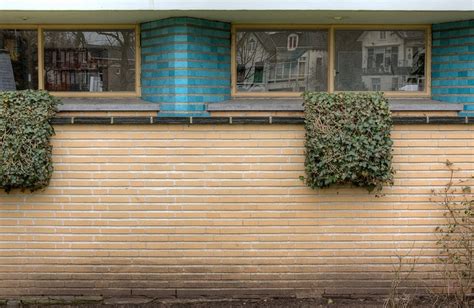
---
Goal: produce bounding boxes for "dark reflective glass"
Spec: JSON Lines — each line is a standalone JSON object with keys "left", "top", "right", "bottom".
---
{"left": 335, "top": 30, "right": 425, "bottom": 92}
{"left": 44, "top": 30, "right": 136, "bottom": 92}
{"left": 236, "top": 30, "right": 328, "bottom": 92}
{"left": 0, "top": 30, "right": 38, "bottom": 90}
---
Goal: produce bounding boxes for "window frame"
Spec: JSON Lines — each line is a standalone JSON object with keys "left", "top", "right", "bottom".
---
{"left": 0, "top": 24, "right": 140, "bottom": 97}
{"left": 287, "top": 33, "right": 299, "bottom": 51}
{"left": 231, "top": 24, "right": 431, "bottom": 98}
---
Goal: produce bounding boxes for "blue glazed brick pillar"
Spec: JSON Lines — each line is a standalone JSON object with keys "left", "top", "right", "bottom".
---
{"left": 432, "top": 20, "right": 474, "bottom": 116}
{"left": 141, "top": 17, "right": 231, "bottom": 117}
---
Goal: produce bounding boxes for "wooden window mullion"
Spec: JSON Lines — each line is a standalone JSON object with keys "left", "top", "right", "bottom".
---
{"left": 37, "top": 26, "right": 44, "bottom": 90}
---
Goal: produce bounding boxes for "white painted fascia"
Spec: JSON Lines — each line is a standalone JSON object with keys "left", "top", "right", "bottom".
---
{"left": 1, "top": 0, "right": 473, "bottom": 11}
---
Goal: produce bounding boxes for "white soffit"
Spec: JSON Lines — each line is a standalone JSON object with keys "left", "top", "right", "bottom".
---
{"left": 0, "top": 1, "right": 472, "bottom": 24}
{"left": 0, "top": 1, "right": 473, "bottom": 11}
{"left": 0, "top": 11, "right": 472, "bottom": 25}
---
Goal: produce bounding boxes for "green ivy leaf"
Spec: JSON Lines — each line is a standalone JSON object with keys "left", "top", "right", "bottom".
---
{"left": 301, "top": 92, "right": 394, "bottom": 193}
{"left": 0, "top": 90, "right": 59, "bottom": 193}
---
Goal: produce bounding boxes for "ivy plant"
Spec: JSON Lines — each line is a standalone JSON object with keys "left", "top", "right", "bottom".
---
{"left": 302, "top": 92, "right": 394, "bottom": 192}
{"left": 0, "top": 90, "right": 59, "bottom": 192}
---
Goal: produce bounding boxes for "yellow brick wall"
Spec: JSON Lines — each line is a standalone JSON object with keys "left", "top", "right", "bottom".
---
{"left": 0, "top": 124, "right": 473, "bottom": 298}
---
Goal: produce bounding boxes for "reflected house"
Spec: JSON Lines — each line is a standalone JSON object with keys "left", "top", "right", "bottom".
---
{"left": 237, "top": 31, "right": 327, "bottom": 92}
{"left": 43, "top": 31, "right": 135, "bottom": 92}
{"left": 45, "top": 44, "right": 134, "bottom": 92}
{"left": 45, "top": 45, "right": 108, "bottom": 91}
{"left": 358, "top": 30, "right": 425, "bottom": 91}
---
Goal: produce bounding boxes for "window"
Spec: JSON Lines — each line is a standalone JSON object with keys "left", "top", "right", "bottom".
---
{"left": 298, "top": 56, "right": 307, "bottom": 77}
{"left": 248, "top": 38, "right": 256, "bottom": 50}
{"left": 0, "top": 26, "right": 138, "bottom": 96}
{"left": 391, "top": 77, "right": 399, "bottom": 91}
{"left": 233, "top": 26, "right": 429, "bottom": 97}
{"left": 0, "top": 30, "right": 38, "bottom": 90}
{"left": 237, "top": 64, "right": 246, "bottom": 83}
{"left": 254, "top": 62, "right": 264, "bottom": 83}
{"left": 44, "top": 30, "right": 136, "bottom": 92}
{"left": 287, "top": 33, "right": 299, "bottom": 51}
{"left": 335, "top": 30, "right": 426, "bottom": 93}
{"left": 235, "top": 30, "right": 328, "bottom": 93}
{"left": 371, "top": 78, "right": 381, "bottom": 91}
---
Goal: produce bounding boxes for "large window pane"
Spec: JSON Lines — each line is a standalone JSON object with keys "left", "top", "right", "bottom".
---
{"left": 44, "top": 30, "right": 136, "bottom": 92}
{"left": 335, "top": 30, "right": 425, "bottom": 92}
{"left": 0, "top": 30, "right": 38, "bottom": 90}
{"left": 236, "top": 30, "right": 328, "bottom": 92}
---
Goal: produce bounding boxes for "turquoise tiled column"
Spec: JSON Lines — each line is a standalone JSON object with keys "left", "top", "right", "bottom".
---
{"left": 141, "top": 17, "right": 231, "bottom": 117}
{"left": 432, "top": 19, "right": 474, "bottom": 116}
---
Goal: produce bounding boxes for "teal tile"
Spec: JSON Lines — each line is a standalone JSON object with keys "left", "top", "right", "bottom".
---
{"left": 432, "top": 71, "right": 474, "bottom": 78}
{"left": 432, "top": 95, "right": 474, "bottom": 103}
{"left": 432, "top": 62, "right": 474, "bottom": 71}
{"left": 432, "top": 79, "right": 474, "bottom": 87}
{"left": 432, "top": 27, "right": 474, "bottom": 39}
{"left": 464, "top": 104, "right": 474, "bottom": 111}
{"left": 432, "top": 36, "right": 474, "bottom": 46}
{"left": 432, "top": 87, "right": 474, "bottom": 95}
{"left": 432, "top": 20, "right": 474, "bottom": 31}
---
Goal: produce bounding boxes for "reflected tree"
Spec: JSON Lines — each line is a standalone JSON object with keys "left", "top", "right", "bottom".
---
{"left": 44, "top": 30, "right": 135, "bottom": 91}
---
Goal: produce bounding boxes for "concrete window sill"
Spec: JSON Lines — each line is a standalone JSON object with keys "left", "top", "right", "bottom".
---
{"left": 207, "top": 98, "right": 464, "bottom": 113}
{"left": 57, "top": 98, "right": 160, "bottom": 112}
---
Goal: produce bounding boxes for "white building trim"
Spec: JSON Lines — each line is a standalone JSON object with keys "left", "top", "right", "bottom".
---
{"left": 0, "top": 0, "right": 472, "bottom": 11}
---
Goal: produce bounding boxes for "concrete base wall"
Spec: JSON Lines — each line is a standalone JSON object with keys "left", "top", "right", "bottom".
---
{"left": 0, "top": 124, "right": 473, "bottom": 298}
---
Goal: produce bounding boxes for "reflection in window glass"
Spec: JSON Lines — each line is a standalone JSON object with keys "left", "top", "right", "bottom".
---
{"left": 236, "top": 30, "right": 328, "bottom": 92}
{"left": 0, "top": 30, "right": 38, "bottom": 90}
{"left": 335, "top": 30, "right": 425, "bottom": 92}
{"left": 44, "top": 30, "right": 135, "bottom": 92}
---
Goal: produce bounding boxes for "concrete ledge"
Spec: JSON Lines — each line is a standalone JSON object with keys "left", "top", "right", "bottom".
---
{"left": 208, "top": 98, "right": 464, "bottom": 112}
{"left": 389, "top": 99, "right": 464, "bottom": 111}
{"left": 57, "top": 97, "right": 463, "bottom": 114}
{"left": 58, "top": 98, "right": 160, "bottom": 112}
{"left": 208, "top": 99, "right": 304, "bottom": 112}
{"left": 51, "top": 116, "right": 474, "bottom": 125}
